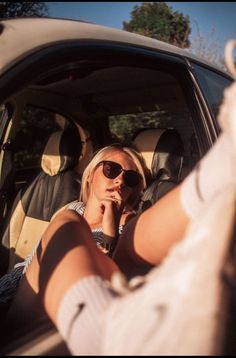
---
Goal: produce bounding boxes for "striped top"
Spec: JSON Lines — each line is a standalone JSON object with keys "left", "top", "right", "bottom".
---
{"left": 0, "top": 201, "right": 124, "bottom": 304}
{"left": 0, "top": 239, "right": 40, "bottom": 303}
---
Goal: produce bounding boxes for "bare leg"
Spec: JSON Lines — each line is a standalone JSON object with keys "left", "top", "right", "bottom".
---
{"left": 7, "top": 210, "right": 119, "bottom": 326}
{"left": 113, "top": 184, "right": 188, "bottom": 277}
{"left": 114, "top": 132, "right": 235, "bottom": 277}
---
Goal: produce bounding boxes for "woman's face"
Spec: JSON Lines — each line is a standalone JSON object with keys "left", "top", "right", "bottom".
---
{"left": 89, "top": 150, "right": 139, "bottom": 205}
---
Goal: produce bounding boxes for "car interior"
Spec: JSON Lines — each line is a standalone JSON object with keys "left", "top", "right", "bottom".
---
{"left": 133, "top": 127, "right": 185, "bottom": 213}
{"left": 2, "top": 126, "right": 83, "bottom": 273}
{"left": 0, "top": 46, "right": 202, "bottom": 354}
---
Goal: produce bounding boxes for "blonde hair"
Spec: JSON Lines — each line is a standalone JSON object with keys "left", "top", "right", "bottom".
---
{"left": 80, "top": 144, "right": 147, "bottom": 209}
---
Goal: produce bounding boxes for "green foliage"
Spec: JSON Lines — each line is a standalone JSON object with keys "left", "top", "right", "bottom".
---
{"left": 14, "top": 107, "right": 58, "bottom": 169}
{"left": 188, "top": 25, "right": 225, "bottom": 69}
{"left": 123, "top": 2, "right": 191, "bottom": 48}
{"left": 0, "top": 2, "right": 48, "bottom": 19}
{"left": 110, "top": 111, "right": 168, "bottom": 146}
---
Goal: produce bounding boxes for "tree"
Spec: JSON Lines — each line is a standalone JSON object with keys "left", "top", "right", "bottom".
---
{"left": 188, "top": 22, "right": 226, "bottom": 70}
{"left": 0, "top": 2, "right": 48, "bottom": 19}
{"left": 123, "top": 2, "right": 191, "bottom": 48}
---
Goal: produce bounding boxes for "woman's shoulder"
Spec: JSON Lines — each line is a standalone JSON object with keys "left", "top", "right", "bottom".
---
{"left": 50, "top": 201, "right": 85, "bottom": 223}
{"left": 66, "top": 200, "right": 86, "bottom": 215}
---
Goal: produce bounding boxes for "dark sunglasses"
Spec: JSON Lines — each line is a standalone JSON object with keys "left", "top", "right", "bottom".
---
{"left": 98, "top": 160, "right": 142, "bottom": 188}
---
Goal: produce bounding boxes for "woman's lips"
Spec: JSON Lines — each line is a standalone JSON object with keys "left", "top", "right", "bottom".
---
{"left": 106, "top": 186, "right": 122, "bottom": 195}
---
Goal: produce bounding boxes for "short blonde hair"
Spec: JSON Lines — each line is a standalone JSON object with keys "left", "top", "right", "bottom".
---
{"left": 80, "top": 144, "right": 147, "bottom": 209}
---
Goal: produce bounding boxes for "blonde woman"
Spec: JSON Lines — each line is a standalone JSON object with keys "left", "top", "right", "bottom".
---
{"left": 5, "top": 124, "right": 236, "bottom": 353}
{"left": 22, "top": 132, "right": 236, "bottom": 353}
{"left": 0, "top": 144, "right": 146, "bottom": 308}
{"left": 3, "top": 143, "right": 147, "bottom": 332}
{"left": 65, "top": 143, "right": 147, "bottom": 255}
{"left": 6, "top": 43, "right": 236, "bottom": 354}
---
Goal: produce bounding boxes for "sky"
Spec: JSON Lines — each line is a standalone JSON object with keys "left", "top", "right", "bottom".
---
{"left": 46, "top": 2, "right": 236, "bottom": 59}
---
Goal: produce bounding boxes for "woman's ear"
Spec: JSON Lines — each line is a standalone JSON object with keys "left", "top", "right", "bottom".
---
{"left": 87, "top": 173, "right": 93, "bottom": 185}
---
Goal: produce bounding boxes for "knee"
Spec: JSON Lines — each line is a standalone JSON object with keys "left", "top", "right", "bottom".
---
{"left": 40, "top": 209, "right": 93, "bottom": 259}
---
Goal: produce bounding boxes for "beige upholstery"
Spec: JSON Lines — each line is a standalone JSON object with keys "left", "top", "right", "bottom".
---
{"left": 133, "top": 128, "right": 166, "bottom": 174}
{"left": 9, "top": 198, "right": 49, "bottom": 265}
{"left": 41, "top": 131, "right": 64, "bottom": 176}
{"left": 2, "top": 127, "right": 82, "bottom": 272}
{"left": 75, "top": 123, "right": 93, "bottom": 174}
{"left": 133, "top": 128, "right": 184, "bottom": 213}
{"left": 55, "top": 114, "right": 93, "bottom": 174}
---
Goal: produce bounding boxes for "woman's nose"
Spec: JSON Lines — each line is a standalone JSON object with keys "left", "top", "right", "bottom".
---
{"left": 114, "top": 172, "right": 124, "bottom": 185}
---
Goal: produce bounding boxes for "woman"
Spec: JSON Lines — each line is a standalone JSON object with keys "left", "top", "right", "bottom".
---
{"left": 3, "top": 143, "right": 147, "bottom": 332}
{"left": 69, "top": 143, "right": 147, "bottom": 256}
{"left": 6, "top": 111, "right": 236, "bottom": 353}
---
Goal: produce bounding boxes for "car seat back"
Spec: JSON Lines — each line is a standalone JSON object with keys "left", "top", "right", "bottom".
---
{"left": 2, "top": 126, "right": 82, "bottom": 272}
{"left": 75, "top": 122, "right": 94, "bottom": 175}
{"left": 133, "top": 128, "right": 184, "bottom": 213}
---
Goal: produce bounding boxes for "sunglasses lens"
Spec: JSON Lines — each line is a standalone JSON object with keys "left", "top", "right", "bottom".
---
{"left": 124, "top": 171, "right": 141, "bottom": 187}
{"left": 103, "top": 161, "right": 121, "bottom": 179}
{"left": 101, "top": 161, "right": 141, "bottom": 187}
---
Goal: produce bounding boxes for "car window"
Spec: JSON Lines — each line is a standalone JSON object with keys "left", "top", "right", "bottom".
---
{"left": 191, "top": 63, "right": 232, "bottom": 121}
{"left": 109, "top": 68, "right": 200, "bottom": 178}
{"left": 13, "top": 106, "right": 67, "bottom": 190}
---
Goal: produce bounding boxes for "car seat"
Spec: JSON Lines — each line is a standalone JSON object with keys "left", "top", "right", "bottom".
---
{"left": 75, "top": 122, "right": 93, "bottom": 175}
{"left": 132, "top": 128, "right": 184, "bottom": 213}
{"left": 1, "top": 126, "right": 82, "bottom": 273}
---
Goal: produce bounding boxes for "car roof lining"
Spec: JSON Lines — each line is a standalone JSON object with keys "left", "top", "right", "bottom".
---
{"left": 26, "top": 60, "right": 189, "bottom": 116}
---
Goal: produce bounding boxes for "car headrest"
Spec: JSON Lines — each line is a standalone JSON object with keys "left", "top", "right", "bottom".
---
{"left": 75, "top": 123, "right": 94, "bottom": 175}
{"left": 133, "top": 128, "right": 184, "bottom": 182}
{"left": 41, "top": 127, "right": 82, "bottom": 176}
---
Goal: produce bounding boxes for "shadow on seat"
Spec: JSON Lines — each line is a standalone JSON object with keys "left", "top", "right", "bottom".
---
{"left": 1, "top": 126, "right": 82, "bottom": 273}
{"left": 132, "top": 128, "right": 184, "bottom": 214}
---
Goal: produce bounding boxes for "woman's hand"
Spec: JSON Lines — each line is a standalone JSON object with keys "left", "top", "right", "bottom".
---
{"left": 100, "top": 190, "right": 125, "bottom": 238}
